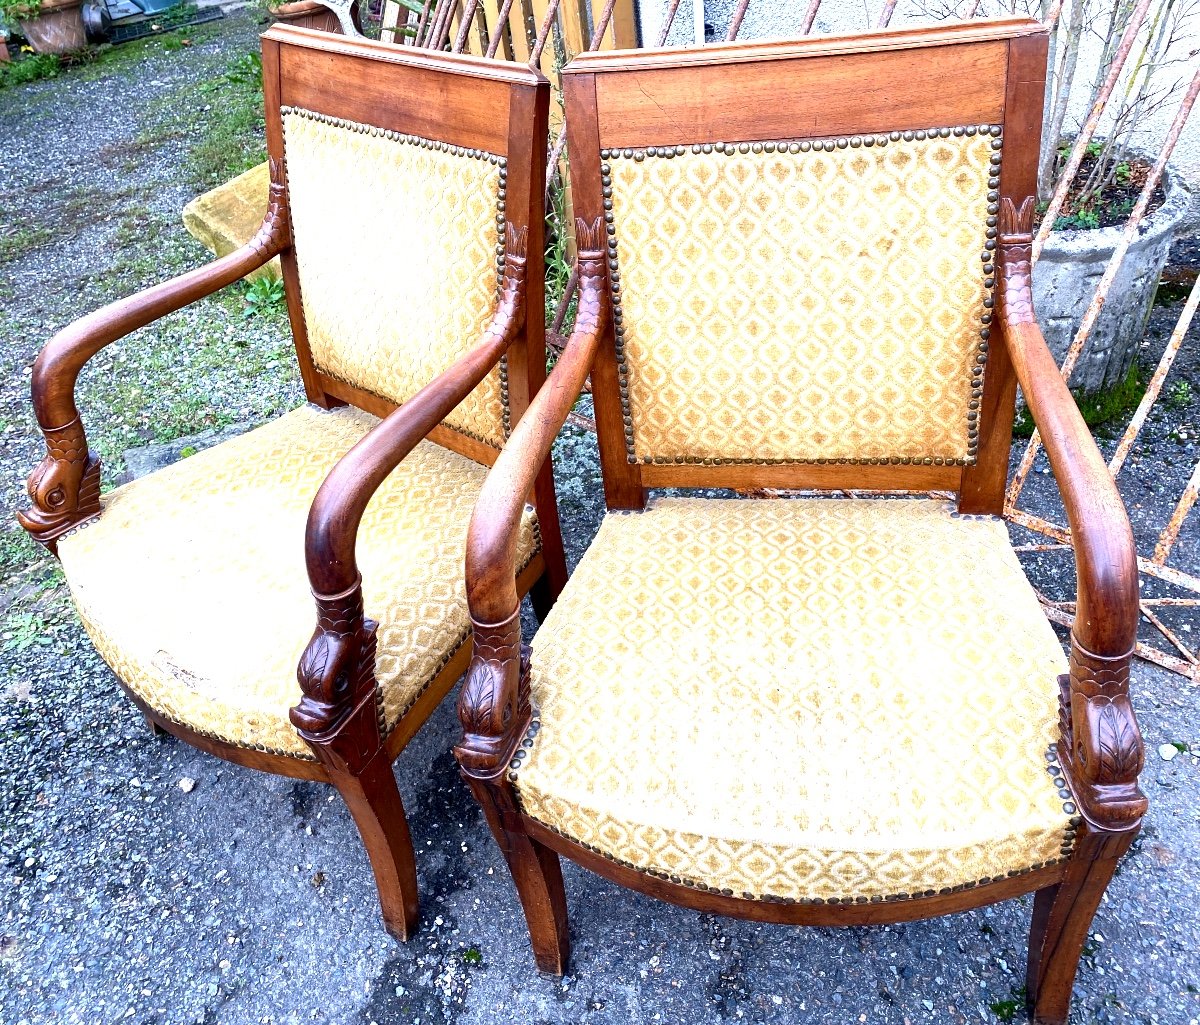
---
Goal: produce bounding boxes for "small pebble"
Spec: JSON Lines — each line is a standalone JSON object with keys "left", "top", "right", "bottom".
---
{"left": 1159, "top": 743, "right": 1180, "bottom": 761}
{"left": 178, "top": 777, "right": 196, "bottom": 793}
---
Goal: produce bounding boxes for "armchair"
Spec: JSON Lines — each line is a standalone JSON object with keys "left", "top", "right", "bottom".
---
{"left": 455, "top": 19, "right": 1145, "bottom": 1024}
{"left": 18, "top": 26, "right": 561, "bottom": 940}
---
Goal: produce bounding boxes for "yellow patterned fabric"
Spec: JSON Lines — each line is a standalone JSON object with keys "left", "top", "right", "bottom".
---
{"left": 283, "top": 110, "right": 507, "bottom": 447}
{"left": 57, "top": 406, "right": 539, "bottom": 760}
{"left": 515, "top": 498, "right": 1071, "bottom": 902}
{"left": 606, "top": 131, "right": 996, "bottom": 464}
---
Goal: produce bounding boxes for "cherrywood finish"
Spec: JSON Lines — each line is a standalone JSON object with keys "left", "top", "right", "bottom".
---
{"left": 958, "top": 29, "right": 1047, "bottom": 515}
{"left": 19, "top": 27, "right": 559, "bottom": 944}
{"left": 18, "top": 164, "right": 290, "bottom": 550}
{"left": 455, "top": 20, "right": 1145, "bottom": 1023}
{"left": 525, "top": 816, "right": 1069, "bottom": 926}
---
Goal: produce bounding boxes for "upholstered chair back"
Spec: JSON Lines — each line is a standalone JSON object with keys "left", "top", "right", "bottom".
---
{"left": 563, "top": 21, "right": 1045, "bottom": 504}
{"left": 263, "top": 28, "right": 550, "bottom": 457}
{"left": 606, "top": 133, "right": 995, "bottom": 466}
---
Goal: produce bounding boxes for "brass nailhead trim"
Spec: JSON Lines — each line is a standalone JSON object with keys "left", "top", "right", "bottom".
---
{"left": 280, "top": 106, "right": 511, "bottom": 449}
{"left": 517, "top": 729, "right": 1072, "bottom": 905}
{"left": 604, "top": 124, "right": 1003, "bottom": 467}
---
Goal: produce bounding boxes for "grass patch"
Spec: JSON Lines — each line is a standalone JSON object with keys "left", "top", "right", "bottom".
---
{"left": 183, "top": 53, "right": 266, "bottom": 190}
{"left": 0, "top": 52, "right": 61, "bottom": 89}
{"left": 1014, "top": 361, "right": 1146, "bottom": 439}
{"left": 0, "top": 224, "right": 53, "bottom": 264}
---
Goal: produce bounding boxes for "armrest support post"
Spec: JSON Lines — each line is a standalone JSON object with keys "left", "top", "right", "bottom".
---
{"left": 292, "top": 225, "right": 529, "bottom": 739}
{"left": 456, "top": 218, "right": 609, "bottom": 777}
{"left": 997, "top": 197, "right": 1145, "bottom": 832}
{"left": 18, "top": 159, "right": 292, "bottom": 551}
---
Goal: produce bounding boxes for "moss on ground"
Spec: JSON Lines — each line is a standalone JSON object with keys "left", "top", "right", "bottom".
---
{"left": 1014, "top": 360, "right": 1146, "bottom": 439}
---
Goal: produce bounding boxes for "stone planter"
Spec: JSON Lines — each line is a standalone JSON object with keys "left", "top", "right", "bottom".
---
{"left": 1033, "top": 163, "right": 1195, "bottom": 394}
{"left": 18, "top": 0, "right": 85, "bottom": 54}
{"left": 269, "top": 0, "right": 342, "bottom": 34}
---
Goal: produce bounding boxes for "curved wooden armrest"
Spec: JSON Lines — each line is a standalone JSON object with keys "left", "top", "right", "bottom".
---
{"left": 997, "top": 198, "right": 1145, "bottom": 832}
{"left": 291, "top": 225, "right": 529, "bottom": 738}
{"left": 455, "top": 218, "right": 608, "bottom": 777}
{"left": 17, "top": 159, "right": 291, "bottom": 551}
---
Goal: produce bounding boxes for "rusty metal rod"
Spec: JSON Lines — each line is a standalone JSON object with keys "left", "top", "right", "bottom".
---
{"left": 546, "top": 126, "right": 568, "bottom": 195}
{"left": 1140, "top": 603, "right": 1198, "bottom": 664}
{"left": 656, "top": 0, "right": 683, "bottom": 44}
{"left": 414, "top": 0, "right": 434, "bottom": 45}
{"left": 528, "top": 0, "right": 562, "bottom": 67}
{"left": 1031, "top": 0, "right": 1154, "bottom": 264}
{"left": 453, "top": 0, "right": 482, "bottom": 52}
{"left": 588, "top": 0, "right": 620, "bottom": 48}
{"left": 1110, "top": 274, "right": 1200, "bottom": 477}
{"left": 1007, "top": 67, "right": 1200, "bottom": 510}
{"left": 1009, "top": 507, "right": 1200, "bottom": 593}
{"left": 550, "top": 267, "right": 580, "bottom": 336}
{"left": 427, "top": 0, "right": 457, "bottom": 50}
{"left": 543, "top": 0, "right": 619, "bottom": 195}
{"left": 1038, "top": 599, "right": 1198, "bottom": 681}
{"left": 485, "top": 0, "right": 518, "bottom": 56}
{"left": 1153, "top": 456, "right": 1200, "bottom": 565}
{"left": 801, "top": 0, "right": 822, "bottom": 33}
{"left": 726, "top": 0, "right": 750, "bottom": 40}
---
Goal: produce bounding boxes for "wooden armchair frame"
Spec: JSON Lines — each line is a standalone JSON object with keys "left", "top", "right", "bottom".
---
{"left": 455, "top": 19, "right": 1145, "bottom": 1024}
{"left": 19, "top": 26, "right": 562, "bottom": 941}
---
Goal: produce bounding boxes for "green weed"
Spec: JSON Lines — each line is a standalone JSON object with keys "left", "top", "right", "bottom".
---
{"left": 243, "top": 275, "right": 286, "bottom": 319}
{"left": 1167, "top": 380, "right": 1192, "bottom": 408}
{"left": 0, "top": 52, "right": 61, "bottom": 89}
{"left": 1, "top": 611, "right": 48, "bottom": 653}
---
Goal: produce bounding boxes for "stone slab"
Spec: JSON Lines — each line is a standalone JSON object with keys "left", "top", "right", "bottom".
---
{"left": 181, "top": 160, "right": 280, "bottom": 283}
{"left": 122, "top": 421, "right": 252, "bottom": 482}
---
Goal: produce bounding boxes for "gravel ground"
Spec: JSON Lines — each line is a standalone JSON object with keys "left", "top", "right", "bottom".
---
{"left": 2, "top": 16, "right": 1199, "bottom": 1025}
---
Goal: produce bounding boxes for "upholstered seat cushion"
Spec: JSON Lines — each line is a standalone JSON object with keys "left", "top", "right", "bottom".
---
{"left": 513, "top": 497, "right": 1073, "bottom": 904}
{"left": 57, "top": 405, "right": 539, "bottom": 760}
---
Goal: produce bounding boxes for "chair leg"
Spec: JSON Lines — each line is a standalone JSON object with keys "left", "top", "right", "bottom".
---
{"left": 326, "top": 755, "right": 420, "bottom": 942}
{"left": 142, "top": 711, "right": 168, "bottom": 737}
{"left": 528, "top": 573, "right": 555, "bottom": 624}
{"left": 1026, "top": 829, "right": 1135, "bottom": 1025}
{"left": 466, "top": 774, "right": 570, "bottom": 973}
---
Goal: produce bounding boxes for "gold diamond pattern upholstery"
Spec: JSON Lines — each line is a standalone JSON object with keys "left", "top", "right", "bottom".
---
{"left": 57, "top": 406, "right": 540, "bottom": 760}
{"left": 606, "top": 131, "right": 996, "bottom": 465}
{"left": 283, "top": 110, "right": 508, "bottom": 448}
{"left": 514, "top": 498, "right": 1071, "bottom": 902}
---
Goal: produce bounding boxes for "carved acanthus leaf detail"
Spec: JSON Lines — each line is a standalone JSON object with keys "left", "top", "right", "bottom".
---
{"left": 996, "top": 196, "right": 1035, "bottom": 326}
{"left": 574, "top": 215, "right": 605, "bottom": 254}
{"left": 455, "top": 609, "right": 527, "bottom": 777}
{"left": 291, "top": 581, "right": 379, "bottom": 742}
{"left": 1062, "top": 634, "right": 1146, "bottom": 832}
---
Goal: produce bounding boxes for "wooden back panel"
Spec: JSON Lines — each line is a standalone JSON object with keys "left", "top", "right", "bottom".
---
{"left": 261, "top": 26, "right": 550, "bottom": 467}
{"left": 562, "top": 19, "right": 1048, "bottom": 510}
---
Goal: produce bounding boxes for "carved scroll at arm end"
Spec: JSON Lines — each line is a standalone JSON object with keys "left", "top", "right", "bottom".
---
{"left": 292, "top": 581, "right": 381, "bottom": 769}
{"left": 454, "top": 609, "right": 530, "bottom": 780}
{"left": 17, "top": 418, "right": 101, "bottom": 553}
{"left": 1058, "top": 637, "right": 1147, "bottom": 833}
